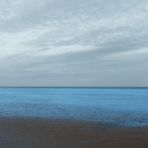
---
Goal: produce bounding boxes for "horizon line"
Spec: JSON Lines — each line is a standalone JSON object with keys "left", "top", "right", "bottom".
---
{"left": 0, "top": 86, "right": 148, "bottom": 89}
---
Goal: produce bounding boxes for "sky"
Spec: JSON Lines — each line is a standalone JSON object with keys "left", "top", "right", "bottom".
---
{"left": 0, "top": 0, "right": 148, "bottom": 87}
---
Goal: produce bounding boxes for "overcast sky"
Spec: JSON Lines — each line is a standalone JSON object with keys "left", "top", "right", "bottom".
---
{"left": 0, "top": 0, "right": 148, "bottom": 87}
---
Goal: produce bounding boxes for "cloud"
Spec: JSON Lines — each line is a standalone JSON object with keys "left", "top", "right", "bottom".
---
{"left": 0, "top": 0, "right": 148, "bottom": 86}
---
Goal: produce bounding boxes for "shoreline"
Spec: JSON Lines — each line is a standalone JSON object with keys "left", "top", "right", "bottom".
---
{"left": 0, "top": 117, "right": 147, "bottom": 148}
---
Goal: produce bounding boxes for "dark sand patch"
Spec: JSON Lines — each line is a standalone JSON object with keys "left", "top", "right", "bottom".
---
{"left": 0, "top": 117, "right": 147, "bottom": 148}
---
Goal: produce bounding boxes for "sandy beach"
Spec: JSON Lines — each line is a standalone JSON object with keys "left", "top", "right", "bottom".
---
{"left": 0, "top": 117, "right": 147, "bottom": 148}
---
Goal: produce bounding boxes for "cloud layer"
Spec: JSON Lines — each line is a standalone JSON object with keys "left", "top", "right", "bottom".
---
{"left": 0, "top": 0, "right": 148, "bottom": 86}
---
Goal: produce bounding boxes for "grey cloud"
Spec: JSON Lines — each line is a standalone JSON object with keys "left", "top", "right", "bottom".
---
{"left": 0, "top": 0, "right": 148, "bottom": 86}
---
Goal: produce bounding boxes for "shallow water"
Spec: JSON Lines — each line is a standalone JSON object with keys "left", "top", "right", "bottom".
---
{"left": 0, "top": 88, "right": 148, "bottom": 127}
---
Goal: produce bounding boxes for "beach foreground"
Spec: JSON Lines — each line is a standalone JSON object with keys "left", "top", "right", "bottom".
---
{"left": 0, "top": 118, "right": 147, "bottom": 148}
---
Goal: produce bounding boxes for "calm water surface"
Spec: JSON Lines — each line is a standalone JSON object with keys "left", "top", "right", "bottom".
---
{"left": 0, "top": 88, "right": 148, "bottom": 127}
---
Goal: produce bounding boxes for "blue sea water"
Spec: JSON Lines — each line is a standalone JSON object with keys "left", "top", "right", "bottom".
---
{"left": 0, "top": 88, "right": 148, "bottom": 127}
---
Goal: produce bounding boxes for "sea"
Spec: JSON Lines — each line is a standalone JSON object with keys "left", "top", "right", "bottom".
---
{"left": 0, "top": 87, "right": 148, "bottom": 127}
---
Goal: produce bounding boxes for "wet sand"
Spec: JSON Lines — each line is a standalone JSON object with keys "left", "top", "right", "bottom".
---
{"left": 0, "top": 117, "right": 148, "bottom": 148}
